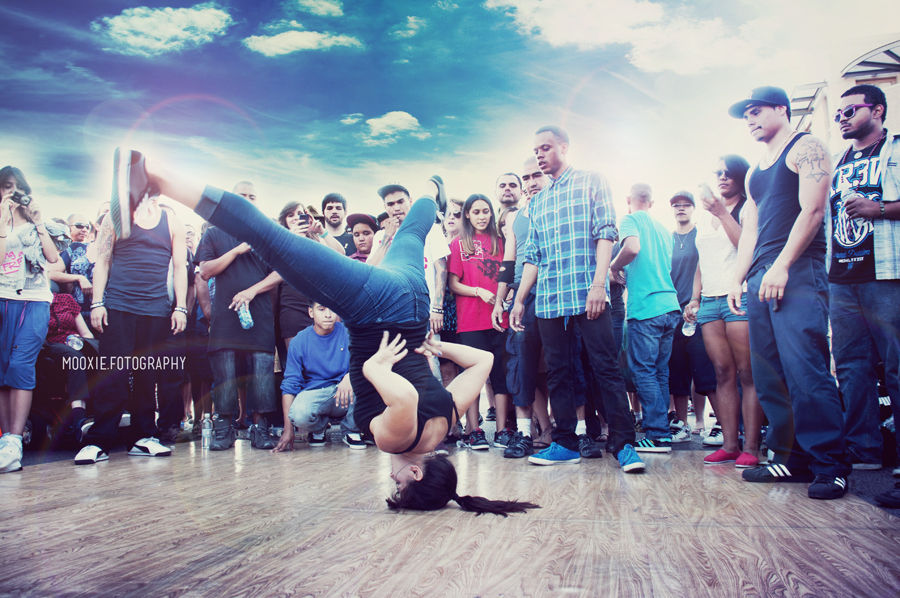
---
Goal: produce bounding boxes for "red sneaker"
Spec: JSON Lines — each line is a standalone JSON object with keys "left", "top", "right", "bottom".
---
{"left": 703, "top": 449, "right": 741, "bottom": 465}
{"left": 735, "top": 452, "right": 760, "bottom": 469}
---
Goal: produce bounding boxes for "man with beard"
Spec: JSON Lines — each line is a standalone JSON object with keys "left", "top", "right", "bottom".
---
{"left": 827, "top": 85, "right": 900, "bottom": 487}
{"left": 496, "top": 173, "right": 523, "bottom": 209}
{"left": 322, "top": 193, "right": 355, "bottom": 256}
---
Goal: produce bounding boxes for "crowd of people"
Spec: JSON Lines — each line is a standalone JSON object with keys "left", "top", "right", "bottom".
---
{"left": 0, "top": 83, "right": 898, "bottom": 512}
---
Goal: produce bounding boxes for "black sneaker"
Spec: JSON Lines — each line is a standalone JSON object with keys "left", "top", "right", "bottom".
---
{"left": 634, "top": 438, "right": 672, "bottom": 453}
{"left": 578, "top": 434, "right": 604, "bottom": 458}
{"left": 469, "top": 428, "right": 489, "bottom": 450}
{"left": 342, "top": 432, "right": 367, "bottom": 450}
{"left": 249, "top": 417, "right": 277, "bottom": 450}
{"left": 485, "top": 407, "right": 496, "bottom": 422}
{"left": 874, "top": 482, "right": 900, "bottom": 508}
{"left": 493, "top": 428, "right": 516, "bottom": 448}
{"left": 741, "top": 463, "right": 815, "bottom": 483}
{"left": 111, "top": 148, "right": 158, "bottom": 240}
{"left": 808, "top": 475, "right": 849, "bottom": 500}
{"left": 308, "top": 431, "right": 326, "bottom": 447}
{"left": 503, "top": 432, "right": 534, "bottom": 458}
{"left": 209, "top": 417, "right": 236, "bottom": 451}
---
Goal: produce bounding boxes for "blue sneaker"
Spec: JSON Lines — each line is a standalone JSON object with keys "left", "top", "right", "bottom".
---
{"left": 528, "top": 442, "right": 581, "bottom": 465}
{"left": 617, "top": 444, "right": 645, "bottom": 473}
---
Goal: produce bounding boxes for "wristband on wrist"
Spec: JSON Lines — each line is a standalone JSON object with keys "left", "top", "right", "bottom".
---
{"left": 91, "top": 301, "right": 105, "bottom": 310}
{"left": 174, "top": 306, "right": 188, "bottom": 314}
{"left": 431, "top": 307, "right": 444, "bottom": 314}
{"left": 321, "top": 230, "right": 329, "bottom": 238}
{"left": 474, "top": 288, "right": 480, "bottom": 300}
{"left": 880, "top": 200, "right": 886, "bottom": 218}
{"left": 690, "top": 297, "right": 701, "bottom": 302}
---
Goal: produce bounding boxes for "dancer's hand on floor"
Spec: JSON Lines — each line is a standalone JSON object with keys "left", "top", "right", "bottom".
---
{"left": 272, "top": 427, "right": 294, "bottom": 452}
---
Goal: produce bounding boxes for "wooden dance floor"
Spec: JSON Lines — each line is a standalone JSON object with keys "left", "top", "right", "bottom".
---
{"left": 3, "top": 438, "right": 900, "bottom": 598}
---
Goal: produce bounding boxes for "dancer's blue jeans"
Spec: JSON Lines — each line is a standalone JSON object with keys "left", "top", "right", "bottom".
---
{"left": 196, "top": 187, "right": 434, "bottom": 325}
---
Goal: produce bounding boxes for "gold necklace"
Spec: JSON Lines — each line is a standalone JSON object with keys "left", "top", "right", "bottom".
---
{"left": 761, "top": 131, "right": 795, "bottom": 169}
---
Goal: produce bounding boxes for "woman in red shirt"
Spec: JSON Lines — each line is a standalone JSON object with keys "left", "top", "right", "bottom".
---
{"left": 448, "top": 194, "right": 511, "bottom": 450}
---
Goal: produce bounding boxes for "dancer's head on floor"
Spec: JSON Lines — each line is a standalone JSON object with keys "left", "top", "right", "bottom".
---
{"left": 387, "top": 454, "right": 540, "bottom": 516}
{"left": 387, "top": 457, "right": 541, "bottom": 517}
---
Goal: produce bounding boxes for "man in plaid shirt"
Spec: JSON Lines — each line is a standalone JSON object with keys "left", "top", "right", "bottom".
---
{"left": 511, "top": 126, "right": 643, "bottom": 472}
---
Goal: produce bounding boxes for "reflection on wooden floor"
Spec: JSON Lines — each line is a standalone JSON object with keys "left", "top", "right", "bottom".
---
{"left": 2, "top": 438, "right": 900, "bottom": 598}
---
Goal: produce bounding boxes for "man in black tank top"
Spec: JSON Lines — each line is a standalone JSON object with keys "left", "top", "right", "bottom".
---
{"left": 726, "top": 86, "right": 850, "bottom": 499}
{"left": 75, "top": 196, "right": 189, "bottom": 465}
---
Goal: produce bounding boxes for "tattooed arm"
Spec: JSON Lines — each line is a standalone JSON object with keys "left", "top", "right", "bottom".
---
{"left": 756, "top": 135, "right": 832, "bottom": 302}
{"left": 90, "top": 216, "right": 116, "bottom": 332}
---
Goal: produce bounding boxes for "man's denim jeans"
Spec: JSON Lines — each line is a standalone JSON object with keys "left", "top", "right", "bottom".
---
{"left": 830, "top": 279, "right": 900, "bottom": 463}
{"left": 627, "top": 311, "right": 680, "bottom": 440}
{"left": 288, "top": 384, "right": 357, "bottom": 434}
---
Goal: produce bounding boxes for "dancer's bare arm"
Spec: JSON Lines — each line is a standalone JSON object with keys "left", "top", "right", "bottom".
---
{"left": 415, "top": 333, "right": 492, "bottom": 418}
{"left": 365, "top": 333, "right": 419, "bottom": 452}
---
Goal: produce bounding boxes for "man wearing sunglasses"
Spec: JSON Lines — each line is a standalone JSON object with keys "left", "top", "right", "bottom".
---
{"left": 726, "top": 86, "right": 850, "bottom": 500}
{"left": 48, "top": 214, "right": 95, "bottom": 323}
{"left": 827, "top": 85, "right": 900, "bottom": 494}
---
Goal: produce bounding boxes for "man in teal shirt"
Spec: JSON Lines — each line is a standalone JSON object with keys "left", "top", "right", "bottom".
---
{"left": 610, "top": 183, "right": 681, "bottom": 453}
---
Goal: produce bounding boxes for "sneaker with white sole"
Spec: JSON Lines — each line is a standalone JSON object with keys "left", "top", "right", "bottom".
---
{"left": 808, "top": 475, "right": 848, "bottom": 500}
{"left": 528, "top": 442, "right": 581, "bottom": 465}
{"left": 0, "top": 437, "right": 23, "bottom": 473}
{"left": 342, "top": 432, "right": 367, "bottom": 450}
{"left": 469, "top": 428, "right": 490, "bottom": 450}
{"left": 308, "top": 431, "right": 326, "bottom": 446}
{"left": 634, "top": 438, "right": 672, "bottom": 453}
{"left": 617, "top": 444, "right": 645, "bottom": 473}
{"left": 128, "top": 437, "right": 172, "bottom": 457}
{"left": 669, "top": 419, "right": 687, "bottom": 434}
{"left": 703, "top": 424, "right": 724, "bottom": 446}
{"left": 111, "top": 148, "right": 158, "bottom": 240}
{"left": 74, "top": 445, "right": 109, "bottom": 465}
{"left": 672, "top": 426, "right": 692, "bottom": 443}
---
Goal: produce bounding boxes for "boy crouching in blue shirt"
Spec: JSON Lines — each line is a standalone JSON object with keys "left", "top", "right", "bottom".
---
{"left": 272, "top": 300, "right": 365, "bottom": 451}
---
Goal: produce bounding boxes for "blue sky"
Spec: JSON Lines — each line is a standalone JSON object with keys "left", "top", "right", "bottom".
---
{"left": 1, "top": 1, "right": 897, "bottom": 228}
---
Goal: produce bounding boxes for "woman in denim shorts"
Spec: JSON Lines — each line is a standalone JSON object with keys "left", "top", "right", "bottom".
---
{"left": 683, "top": 155, "right": 765, "bottom": 469}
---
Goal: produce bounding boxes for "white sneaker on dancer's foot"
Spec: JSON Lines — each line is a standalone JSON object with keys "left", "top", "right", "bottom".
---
{"left": 128, "top": 438, "right": 172, "bottom": 457}
{"left": 0, "top": 437, "right": 23, "bottom": 473}
{"left": 74, "top": 445, "right": 108, "bottom": 465}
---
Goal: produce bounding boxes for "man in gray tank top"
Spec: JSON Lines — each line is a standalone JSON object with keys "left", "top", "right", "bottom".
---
{"left": 726, "top": 86, "right": 850, "bottom": 499}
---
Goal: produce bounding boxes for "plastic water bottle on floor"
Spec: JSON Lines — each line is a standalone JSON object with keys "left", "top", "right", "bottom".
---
{"left": 682, "top": 307, "right": 699, "bottom": 337}
{"left": 201, "top": 414, "right": 213, "bottom": 449}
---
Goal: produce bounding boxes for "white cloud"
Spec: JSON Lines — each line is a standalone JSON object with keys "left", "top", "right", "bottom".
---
{"left": 340, "top": 113, "right": 363, "bottom": 125}
{"left": 394, "top": 58, "right": 410, "bottom": 64}
{"left": 390, "top": 16, "right": 427, "bottom": 39}
{"left": 244, "top": 30, "right": 363, "bottom": 56}
{"left": 296, "top": 0, "right": 344, "bottom": 17}
{"left": 363, "top": 111, "right": 430, "bottom": 146}
{"left": 91, "top": 3, "right": 232, "bottom": 57}
{"left": 263, "top": 19, "right": 304, "bottom": 32}
{"left": 484, "top": 0, "right": 900, "bottom": 76}
{"left": 434, "top": 1, "right": 459, "bottom": 9}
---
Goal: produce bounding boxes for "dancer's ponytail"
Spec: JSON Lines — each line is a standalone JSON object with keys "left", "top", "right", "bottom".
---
{"left": 386, "top": 455, "right": 539, "bottom": 516}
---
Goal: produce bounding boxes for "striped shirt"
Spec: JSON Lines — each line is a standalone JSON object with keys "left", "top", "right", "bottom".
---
{"left": 523, "top": 167, "right": 618, "bottom": 319}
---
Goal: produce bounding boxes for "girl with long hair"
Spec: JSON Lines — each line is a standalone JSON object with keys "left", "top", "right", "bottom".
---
{"left": 447, "top": 194, "right": 512, "bottom": 450}
{"left": 111, "top": 149, "right": 539, "bottom": 516}
{"left": 685, "top": 154, "right": 765, "bottom": 468}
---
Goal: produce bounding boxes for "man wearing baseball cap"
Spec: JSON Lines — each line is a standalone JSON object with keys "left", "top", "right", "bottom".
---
{"left": 346, "top": 213, "right": 379, "bottom": 263}
{"left": 725, "top": 85, "right": 851, "bottom": 499}
{"left": 667, "top": 191, "right": 717, "bottom": 443}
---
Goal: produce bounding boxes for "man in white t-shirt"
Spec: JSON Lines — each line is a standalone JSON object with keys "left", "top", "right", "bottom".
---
{"left": 367, "top": 183, "right": 450, "bottom": 337}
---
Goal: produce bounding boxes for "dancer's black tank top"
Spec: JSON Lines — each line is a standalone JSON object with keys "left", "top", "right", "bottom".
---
{"left": 105, "top": 210, "right": 172, "bottom": 317}
{"left": 347, "top": 321, "right": 457, "bottom": 453}
{"left": 748, "top": 132, "right": 826, "bottom": 277}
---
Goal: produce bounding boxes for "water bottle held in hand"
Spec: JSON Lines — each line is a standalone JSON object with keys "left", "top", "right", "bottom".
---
{"left": 238, "top": 303, "right": 254, "bottom": 329}
{"left": 66, "top": 335, "right": 84, "bottom": 350}
{"left": 682, "top": 306, "right": 699, "bottom": 337}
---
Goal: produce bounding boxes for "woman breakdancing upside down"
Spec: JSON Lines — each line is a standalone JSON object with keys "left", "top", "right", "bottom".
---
{"left": 111, "top": 149, "right": 539, "bottom": 516}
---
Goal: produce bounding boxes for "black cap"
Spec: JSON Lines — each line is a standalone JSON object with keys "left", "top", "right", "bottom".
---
{"left": 728, "top": 86, "right": 791, "bottom": 119}
{"left": 669, "top": 191, "right": 695, "bottom": 207}
{"left": 347, "top": 213, "right": 379, "bottom": 232}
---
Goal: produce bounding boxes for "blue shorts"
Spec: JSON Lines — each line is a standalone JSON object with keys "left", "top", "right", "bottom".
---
{"left": 697, "top": 294, "right": 748, "bottom": 325}
{"left": 0, "top": 300, "right": 50, "bottom": 390}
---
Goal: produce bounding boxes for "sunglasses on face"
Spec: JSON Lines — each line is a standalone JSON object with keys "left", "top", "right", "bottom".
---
{"left": 834, "top": 103, "right": 874, "bottom": 123}
{"left": 712, "top": 170, "right": 733, "bottom": 180}
{"left": 671, "top": 203, "right": 692, "bottom": 210}
{"left": 72, "top": 223, "right": 89, "bottom": 230}
{"left": 448, "top": 211, "right": 462, "bottom": 219}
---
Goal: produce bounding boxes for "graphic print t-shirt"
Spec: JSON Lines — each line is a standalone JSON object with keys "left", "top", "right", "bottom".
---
{"left": 829, "top": 137, "right": 887, "bottom": 283}
{"left": 448, "top": 234, "right": 504, "bottom": 333}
